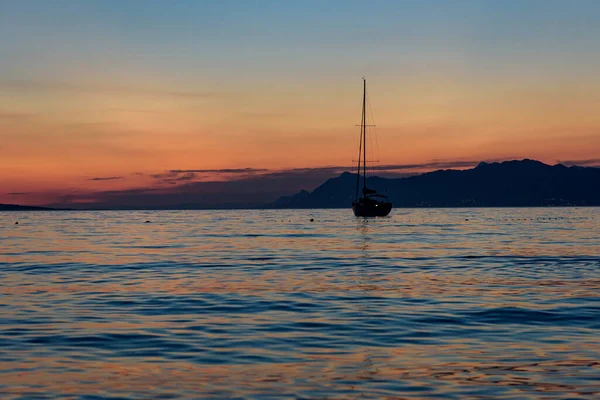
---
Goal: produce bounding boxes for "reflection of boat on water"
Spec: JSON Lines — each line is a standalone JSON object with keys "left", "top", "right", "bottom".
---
{"left": 352, "top": 78, "right": 392, "bottom": 217}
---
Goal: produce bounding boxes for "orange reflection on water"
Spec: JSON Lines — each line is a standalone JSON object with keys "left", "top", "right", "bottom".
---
{"left": 1, "top": 208, "right": 599, "bottom": 398}
{"left": 1, "top": 345, "right": 598, "bottom": 399}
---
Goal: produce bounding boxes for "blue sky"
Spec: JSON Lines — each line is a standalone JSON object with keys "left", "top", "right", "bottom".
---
{"left": 2, "top": 0, "right": 599, "bottom": 83}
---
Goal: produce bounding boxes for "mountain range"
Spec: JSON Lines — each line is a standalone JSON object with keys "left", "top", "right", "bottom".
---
{"left": 270, "top": 159, "right": 600, "bottom": 208}
{"left": 3, "top": 159, "right": 600, "bottom": 210}
{"left": 0, "top": 204, "right": 56, "bottom": 211}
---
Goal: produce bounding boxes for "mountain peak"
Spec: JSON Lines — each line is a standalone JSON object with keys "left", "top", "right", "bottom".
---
{"left": 270, "top": 158, "right": 600, "bottom": 208}
{"left": 475, "top": 159, "right": 549, "bottom": 170}
{"left": 519, "top": 158, "right": 547, "bottom": 166}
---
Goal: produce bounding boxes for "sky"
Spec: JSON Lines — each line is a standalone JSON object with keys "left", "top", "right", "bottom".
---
{"left": 1, "top": 0, "right": 600, "bottom": 207}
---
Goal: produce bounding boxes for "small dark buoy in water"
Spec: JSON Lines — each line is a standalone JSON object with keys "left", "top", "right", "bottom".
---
{"left": 145, "top": 220, "right": 151, "bottom": 223}
{"left": 465, "top": 219, "right": 469, "bottom": 221}
{"left": 310, "top": 218, "right": 314, "bottom": 222}
{"left": 15, "top": 221, "right": 18, "bottom": 225}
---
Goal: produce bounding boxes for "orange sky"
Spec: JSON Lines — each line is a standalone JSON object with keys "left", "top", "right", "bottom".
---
{"left": 1, "top": 2, "right": 600, "bottom": 206}
{"left": 2, "top": 76, "right": 599, "bottom": 205}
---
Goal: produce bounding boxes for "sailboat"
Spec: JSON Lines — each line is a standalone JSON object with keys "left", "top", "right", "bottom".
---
{"left": 352, "top": 78, "right": 393, "bottom": 217}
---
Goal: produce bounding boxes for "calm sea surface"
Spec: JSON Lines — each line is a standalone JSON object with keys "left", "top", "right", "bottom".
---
{"left": 1, "top": 208, "right": 599, "bottom": 399}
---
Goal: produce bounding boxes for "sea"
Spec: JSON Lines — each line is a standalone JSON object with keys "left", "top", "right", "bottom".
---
{"left": 1, "top": 208, "right": 599, "bottom": 399}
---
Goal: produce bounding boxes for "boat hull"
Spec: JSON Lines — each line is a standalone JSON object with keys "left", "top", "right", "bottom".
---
{"left": 352, "top": 201, "right": 392, "bottom": 217}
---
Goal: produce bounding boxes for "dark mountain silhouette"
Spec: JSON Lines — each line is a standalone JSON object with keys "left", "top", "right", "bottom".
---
{"left": 0, "top": 203, "right": 57, "bottom": 211}
{"left": 270, "top": 159, "right": 600, "bottom": 208}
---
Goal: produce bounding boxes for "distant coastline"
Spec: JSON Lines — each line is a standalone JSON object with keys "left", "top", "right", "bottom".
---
{"left": 0, "top": 204, "right": 62, "bottom": 211}
{"left": 4, "top": 159, "right": 600, "bottom": 211}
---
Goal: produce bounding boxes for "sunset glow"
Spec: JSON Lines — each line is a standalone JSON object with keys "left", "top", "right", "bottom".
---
{"left": 2, "top": 1, "right": 600, "bottom": 207}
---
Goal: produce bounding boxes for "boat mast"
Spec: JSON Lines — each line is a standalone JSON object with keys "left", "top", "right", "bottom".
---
{"left": 355, "top": 79, "right": 364, "bottom": 202}
{"left": 362, "top": 78, "right": 367, "bottom": 191}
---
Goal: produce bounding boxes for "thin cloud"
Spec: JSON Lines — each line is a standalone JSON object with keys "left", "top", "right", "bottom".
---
{"left": 0, "top": 79, "right": 217, "bottom": 99}
{"left": 149, "top": 160, "right": 485, "bottom": 187}
{"left": 164, "top": 172, "right": 197, "bottom": 184}
{"left": 377, "top": 160, "right": 478, "bottom": 170}
{"left": 0, "top": 111, "right": 36, "bottom": 121}
{"left": 168, "top": 168, "right": 269, "bottom": 174}
{"left": 150, "top": 172, "right": 179, "bottom": 179}
{"left": 150, "top": 171, "right": 199, "bottom": 185}
{"left": 557, "top": 158, "right": 600, "bottom": 167}
{"left": 7, "top": 192, "right": 31, "bottom": 195}
{"left": 259, "top": 160, "right": 484, "bottom": 178}
{"left": 88, "top": 176, "right": 123, "bottom": 181}
{"left": 148, "top": 168, "right": 271, "bottom": 185}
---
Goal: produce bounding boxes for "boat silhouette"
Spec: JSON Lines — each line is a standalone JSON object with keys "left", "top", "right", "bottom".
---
{"left": 352, "top": 78, "right": 392, "bottom": 217}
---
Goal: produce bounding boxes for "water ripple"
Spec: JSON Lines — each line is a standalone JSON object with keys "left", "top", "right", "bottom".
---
{"left": 1, "top": 208, "right": 599, "bottom": 399}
